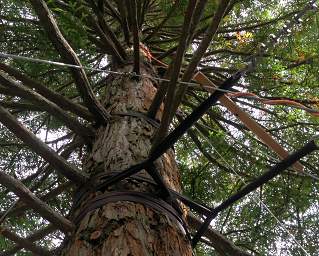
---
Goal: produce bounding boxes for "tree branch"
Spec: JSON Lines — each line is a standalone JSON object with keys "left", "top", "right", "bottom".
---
{"left": 127, "top": 0, "right": 141, "bottom": 75}
{"left": 0, "top": 72, "right": 95, "bottom": 143}
{"left": 8, "top": 182, "right": 72, "bottom": 218}
{"left": 0, "top": 63, "right": 94, "bottom": 121}
{"left": 151, "top": 0, "right": 198, "bottom": 147}
{"left": 0, "top": 225, "right": 56, "bottom": 256}
{"left": 192, "top": 138, "right": 318, "bottom": 246}
{"left": 194, "top": 72, "right": 304, "bottom": 172}
{"left": 104, "top": 1, "right": 122, "bottom": 24}
{"left": 143, "top": 0, "right": 181, "bottom": 42}
{"left": 91, "top": 19, "right": 125, "bottom": 62}
{"left": 170, "top": 0, "right": 231, "bottom": 120}
{"left": 115, "top": 0, "right": 131, "bottom": 45}
{"left": 29, "top": 0, "right": 110, "bottom": 124}
{"left": 94, "top": 11, "right": 127, "bottom": 61}
{"left": 0, "top": 228, "right": 51, "bottom": 256}
{"left": 0, "top": 171, "right": 74, "bottom": 233}
{"left": 0, "top": 101, "right": 42, "bottom": 111}
{"left": 0, "top": 139, "right": 83, "bottom": 221}
{"left": 187, "top": 214, "right": 252, "bottom": 256}
{"left": 0, "top": 105, "right": 87, "bottom": 184}
{"left": 147, "top": 0, "right": 208, "bottom": 129}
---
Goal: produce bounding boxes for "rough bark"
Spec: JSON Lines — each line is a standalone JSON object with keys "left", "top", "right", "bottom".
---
{"left": 61, "top": 61, "right": 192, "bottom": 255}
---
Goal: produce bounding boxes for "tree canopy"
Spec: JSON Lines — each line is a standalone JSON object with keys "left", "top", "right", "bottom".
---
{"left": 0, "top": 0, "right": 319, "bottom": 255}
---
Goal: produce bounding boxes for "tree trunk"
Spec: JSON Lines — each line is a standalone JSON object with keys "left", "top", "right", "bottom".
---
{"left": 61, "top": 61, "right": 193, "bottom": 255}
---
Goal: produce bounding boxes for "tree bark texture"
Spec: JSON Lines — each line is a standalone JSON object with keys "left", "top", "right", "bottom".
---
{"left": 61, "top": 62, "right": 193, "bottom": 255}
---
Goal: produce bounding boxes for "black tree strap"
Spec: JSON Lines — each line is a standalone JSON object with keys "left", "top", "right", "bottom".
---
{"left": 148, "top": 70, "right": 243, "bottom": 163}
{"left": 72, "top": 162, "right": 148, "bottom": 210}
{"left": 73, "top": 171, "right": 211, "bottom": 217}
{"left": 79, "top": 71, "right": 243, "bottom": 206}
{"left": 191, "top": 137, "right": 319, "bottom": 247}
{"left": 145, "top": 162, "right": 172, "bottom": 201}
{"left": 72, "top": 161, "right": 174, "bottom": 205}
{"left": 72, "top": 191, "right": 190, "bottom": 238}
{"left": 172, "top": 190, "right": 211, "bottom": 216}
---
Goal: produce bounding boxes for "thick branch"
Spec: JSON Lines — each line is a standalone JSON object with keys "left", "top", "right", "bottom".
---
{"left": 143, "top": 0, "right": 181, "bottom": 42}
{"left": 29, "top": 0, "right": 110, "bottom": 124}
{"left": 94, "top": 10, "right": 127, "bottom": 60}
{"left": 115, "top": 0, "right": 131, "bottom": 45}
{"left": 0, "top": 63, "right": 94, "bottom": 121}
{"left": 151, "top": 0, "right": 197, "bottom": 147}
{"left": 192, "top": 138, "right": 318, "bottom": 246}
{"left": 7, "top": 182, "right": 72, "bottom": 218}
{"left": 0, "top": 225, "right": 56, "bottom": 256}
{"left": 0, "top": 228, "right": 51, "bottom": 256}
{"left": 187, "top": 214, "right": 251, "bottom": 256}
{"left": 0, "top": 171, "right": 74, "bottom": 233}
{"left": 0, "top": 105, "right": 87, "bottom": 184}
{"left": 170, "top": 0, "right": 231, "bottom": 120}
{"left": 0, "top": 72, "right": 94, "bottom": 143}
{"left": 90, "top": 18, "right": 125, "bottom": 62}
{"left": 127, "top": 0, "right": 141, "bottom": 75}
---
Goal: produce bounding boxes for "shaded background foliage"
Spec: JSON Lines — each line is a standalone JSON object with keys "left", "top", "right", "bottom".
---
{"left": 0, "top": 0, "right": 319, "bottom": 255}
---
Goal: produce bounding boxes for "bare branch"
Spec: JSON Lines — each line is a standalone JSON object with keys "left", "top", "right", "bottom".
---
{"left": 0, "top": 72, "right": 95, "bottom": 143}
{"left": 171, "top": 0, "right": 231, "bottom": 119}
{"left": 187, "top": 214, "right": 251, "bottom": 256}
{"left": 94, "top": 12, "right": 127, "bottom": 60}
{"left": 8, "top": 182, "right": 72, "bottom": 218}
{"left": 0, "top": 105, "right": 88, "bottom": 184}
{"left": 143, "top": 0, "right": 181, "bottom": 42}
{"left": 127, "top": 0, "right": 141, "bottom": 75}
{"left": 90, "top": 18, "right": 125, "bottom": 62}
{"left": 0, "top": 225, "right": 56, "bottom": 256}
{"left": 29, "top": 0, "right": 110, "bottom": 124}
{"left": 0, "top": 228, "right": 51, "bottom": 256}
{"left": 115, "top": 0, "right": 131, "bottom": 45}
{"left": 151, "top": 0, "right": 198, "bottom": 147}
{"left": 0, "top": 63, "right": 94, "bottom": 121}
{"left": 0, "top": 171, "right": 74, "bottom": 233}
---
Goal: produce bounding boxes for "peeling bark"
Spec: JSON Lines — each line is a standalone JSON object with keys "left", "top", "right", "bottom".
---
{"left": 62, "top": 62, "right": 192, "bottom": 255}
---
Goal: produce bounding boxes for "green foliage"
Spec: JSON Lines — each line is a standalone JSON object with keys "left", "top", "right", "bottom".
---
{"left": 1, "top": 0, "right": 319, "bottom": 255}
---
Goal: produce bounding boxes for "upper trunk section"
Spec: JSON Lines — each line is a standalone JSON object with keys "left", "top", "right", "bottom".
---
{"left": 61, "top": 61, "right": 192, "bottom": 255}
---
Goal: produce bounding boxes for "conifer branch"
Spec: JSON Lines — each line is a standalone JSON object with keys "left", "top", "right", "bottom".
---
{"left": 0, "top": 105, "right": 88, "bottom": 184}
{"left": 0, "top": 228, "right": 52, "bottom": 256}
{"left": 0, "top": 171, "right": 74, "bottom": 233}
{"left": 29, "top": 0, "right": 110, "bottom": 124}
